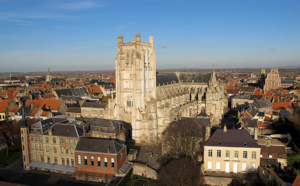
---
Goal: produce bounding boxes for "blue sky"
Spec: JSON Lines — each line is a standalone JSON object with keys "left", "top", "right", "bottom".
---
{"left": 0, "top": 0, "right": 299, "bottom": 72}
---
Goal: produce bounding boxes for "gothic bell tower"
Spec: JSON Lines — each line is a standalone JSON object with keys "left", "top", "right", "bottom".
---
{"left": 115, "top": 34, "right": 156, "bottom": 143}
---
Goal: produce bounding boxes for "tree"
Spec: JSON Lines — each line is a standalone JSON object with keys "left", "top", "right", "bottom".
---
{"left": 0, "top": 120, "right": 21, "bottom": 156}
{"left": 162, "top": 117, "right": 207, "bottom": 161}
{"left": 157, "top": 158, "right": 204, "bottom": 186}
{"left": 289, "top": 109, "right": 300, "bottom": 134}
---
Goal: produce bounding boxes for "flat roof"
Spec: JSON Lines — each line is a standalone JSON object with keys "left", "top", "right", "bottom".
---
{"left": 27, "top": 161, "right": 75, "bottom": 173}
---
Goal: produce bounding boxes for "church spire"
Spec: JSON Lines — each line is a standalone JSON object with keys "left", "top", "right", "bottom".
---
{"left": 209, "top": 64, "right": 217, "bottom": 86}
{"left": 46, "top": 67, "right": 52, "bottom": 83}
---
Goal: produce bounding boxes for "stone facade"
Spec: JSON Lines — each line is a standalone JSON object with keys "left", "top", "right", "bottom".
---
{"left": 45, "top": 67, "right": 52, "bottom": 83}
{"left": 204, "top": 129, "right": 261, "bottom": 173}
{"left": 263, "top": 68, "right": 281, "bottom": 92}
{"left": 111, "top": 34, "right": 228, "bottom": 144}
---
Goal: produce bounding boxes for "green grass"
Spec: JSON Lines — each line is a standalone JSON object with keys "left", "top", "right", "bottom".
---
{"left": 126, "top": 175, "right": 156, "bottom": 186}
{"left": 0, "top": 145, "right": 21, "bottom": 167}
{"left": 288, "top": 155, "right": 300, "bottom": 166}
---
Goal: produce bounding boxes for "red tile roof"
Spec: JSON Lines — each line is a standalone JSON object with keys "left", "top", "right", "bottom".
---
{"left": 40, "top": 100, "right": 61, "bottom": 110}
{"left": 293, "top": 175, "right": 300, "bottom": 186}
{"left": 264, "top": 116, "right": 272, "bottom": 121}
{"left": 32, "top": 100, "right": 43, "bottom": 108}
{"left": 258, "top": 123, "right": 273, "bottom": 129}
{"left": 0, "top": 92, "right": 7, "bottom": 98}
{"left": 40, "top": 111, "right": 50, "bottom": 117}
{"left": 9, "top": 105, "right": 19, "bottom": 113}
{"left": 29, "top": 108, "right": 39, "bottom": 117}
{"left": 25, "top": 100, "right": 32, "bottom": 107}
{"left": 42, "top": 93, "right": 56, "bottom": 99}
{"left": 272, "top": 102, "right": 293, "bottom": 110}
{"left": 0, "top": 99, "right": 11, "bottom": 113}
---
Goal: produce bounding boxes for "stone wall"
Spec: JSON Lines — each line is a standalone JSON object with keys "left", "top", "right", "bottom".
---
{"left": 132, "top": 163, "right": 158, "bottom": 180}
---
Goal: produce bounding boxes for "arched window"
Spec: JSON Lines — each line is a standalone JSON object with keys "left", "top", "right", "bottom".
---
{"left": 97, "top": 157, "right": 101, "bottom": 167}
{"left": 131, "top": 51, "right": 134, "bottom": 66}
{"left": 111, "top": 158, "right": 115, "bottom": 168}
{"left": 91, "top": 156, "right": 94, "bottom": 166}
{"left": 126, "top": 51, "right": 129, "bottom": 66}
{"left": 84, "top": 156, "right": 87, "bottom": 166}
{"left": 104, "top": 158, "right": 107, "bottom": 167}
{"left": 78, "top": 155, "right": 81, "bottom": 165}
{"left": 127, "top": 97, "right": 133, "bottom": 107}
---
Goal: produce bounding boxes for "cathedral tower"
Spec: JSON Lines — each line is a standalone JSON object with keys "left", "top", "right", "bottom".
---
{"left": 115, "top": 34, "right": 157, "bottom": 143}
{"left": 45, "top": 67, "right": 52, "bottom": 83}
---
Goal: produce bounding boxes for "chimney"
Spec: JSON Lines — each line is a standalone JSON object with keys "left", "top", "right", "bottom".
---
{"left": 254, "top": 127, "right": 258, "bottom": 140}
{"left": 224, "top": 124, "right": 227, "bottom": 132}
{"left": 83, "top": 124, "right": 87, "bottom": 135}
{"left": 107, "top": 146, "right": 110, "bottom": 153}
{"left": 49, "top": 128, "right": 52, "bottom": 136}
{"left": 205, "top": 125, "right": 211, "bottom": 142}
{"left": 118, "top": 124, "right": 122, "bottom": 132}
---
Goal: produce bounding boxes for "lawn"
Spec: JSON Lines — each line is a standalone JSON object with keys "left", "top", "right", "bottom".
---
{"left": 0, "top": 145, "right": 21, "bottom": 167}
{"left": 126, "top": 175, "right": 156, "bottom": 186}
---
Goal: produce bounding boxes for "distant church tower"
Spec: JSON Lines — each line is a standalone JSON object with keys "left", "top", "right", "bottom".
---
{"left": 114, "top": 34, "right": 157, "bottom": 142}
{"left": 45, "top": 67, "right": 52, "bottom": 83}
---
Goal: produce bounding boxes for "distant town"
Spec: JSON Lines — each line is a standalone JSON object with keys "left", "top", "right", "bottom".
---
{"left": 0, "top": 35, "right": 300, "bottom": 186}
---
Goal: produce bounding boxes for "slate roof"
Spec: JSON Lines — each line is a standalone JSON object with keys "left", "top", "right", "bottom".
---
{"left": 156, "top": 73, "right": 179, "bottom": 86}
{"left": 48, "top": 123, "right": 83, "bottom": 137}
{"left": 75, "top": 138, "right": 125, "bottom": 154}
{"left": 81, "top": 101, "right": 106, "bottom": 108}
{"left": 55, "top": 88, "right": 88, "bottom": 97}
{"left": 260, "top": 145, "right": 286, "bottom": 155}
{"left": 205, "top": 129, "right": 260, "bottom": 148}
{"left": 242, "top": 118, "right": 258, "bottom": 128}
{"left": 61, "top": 95, "right": 83, "bottom": 102}
{"left": 249, "top": 95, "right": 262, "bottom": 100}
{"left": 66, "top": 107, "right": 81, "bottom": 113}
{"left": 30, "top": 118, "right": 64, "bottom": 133}
{"left": 254, "top": 99, "right": 272, "bottom": 108}
{"left": 179, "top": 72, "right": 211, "bottom": 83}
{"left": 81, "top": 118, "right": 125, "bottom": 133}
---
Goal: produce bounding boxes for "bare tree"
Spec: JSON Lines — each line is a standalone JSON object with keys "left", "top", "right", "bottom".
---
{"left": 162, "top": 118, "right": 207, "bottom": 161}
{"left": 157, "top": 158, "right": 204, "bottom": 186}
{"left": 0, "top": 120, "right": 21, "bottom": 156}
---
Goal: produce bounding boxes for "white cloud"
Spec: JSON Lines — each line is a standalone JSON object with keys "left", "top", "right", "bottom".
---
{"left": 54, "top": 0, "right": 105, "bottom": 10}
{"left": 0, "top": 11, "right": 73, "bottom": 23}
{"left": 159, "top": 44, "right": 168, "bottom": 48}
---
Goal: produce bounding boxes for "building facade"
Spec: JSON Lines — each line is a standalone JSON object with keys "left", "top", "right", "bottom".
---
{"left": 204, "top": 129, "right": 261, "bottom": 173}
{"left": 75, "top": 138, "right": 127, "bottom": 183}
{"left": 111, "top": 34, "right": 228, "bottom": 143}
{"left": 263, "top": 68, "right": 281, "bottom": 92}
{"left": 21, "top": 117, "right": 83, "bottom": 173}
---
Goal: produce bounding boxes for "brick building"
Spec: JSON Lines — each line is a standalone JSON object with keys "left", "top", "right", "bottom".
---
{"left": 75, "top": 138, "right": 127, "bottom": 183}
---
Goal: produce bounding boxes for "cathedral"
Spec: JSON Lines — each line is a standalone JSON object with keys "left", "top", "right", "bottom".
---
{"left": 107, "top": 34, "right": 228, "bottom": 144}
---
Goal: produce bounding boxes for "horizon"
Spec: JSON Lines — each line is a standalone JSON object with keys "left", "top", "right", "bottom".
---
{"left": 1, "top": 66, "right": 300, "bottom": 74}
{"left": 1, "top": 0, "right": 299, "bottom": 72}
